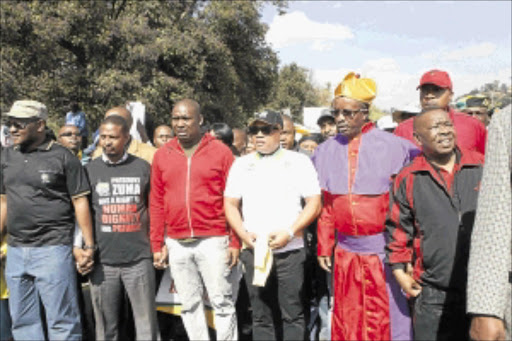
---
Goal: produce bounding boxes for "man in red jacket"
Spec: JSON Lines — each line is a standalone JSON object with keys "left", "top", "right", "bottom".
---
{"left": 394, "top": 69, "right": 487, "bottom": 155}
{"left": 150, "top": 99, "right": 240, "bottom": 340}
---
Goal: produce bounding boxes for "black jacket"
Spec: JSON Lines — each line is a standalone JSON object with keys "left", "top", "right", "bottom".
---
{"left": 385, "top": 148, "right": 484, "bottom": 290}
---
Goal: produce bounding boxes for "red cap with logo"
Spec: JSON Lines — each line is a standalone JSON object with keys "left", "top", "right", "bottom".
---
{"left": 417, "top": 69, "right": 452, "bottom": 90}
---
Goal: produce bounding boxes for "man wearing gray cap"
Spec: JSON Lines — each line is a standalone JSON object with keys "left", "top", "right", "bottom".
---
{"left": 0, "top": 100, "right": 95, "bottom": 340}
{"left": 317, "top": 109, "right": 337, "bottom": 140}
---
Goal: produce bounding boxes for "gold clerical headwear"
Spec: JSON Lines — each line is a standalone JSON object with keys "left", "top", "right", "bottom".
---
{"left": 334, "top": 72, "right": 377, "bottom": 103}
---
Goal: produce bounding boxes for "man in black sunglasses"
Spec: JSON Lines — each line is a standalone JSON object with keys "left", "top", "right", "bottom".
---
{"left": 312, "top": 73, "right": 419, "bottom": 341}
{"left": 225, "top": 111, "right": 322, "bottom": 340}
{"left": 58, "top": 124, "right": 91, "bottom": 167}
{"left": 1, "top": 100, "right": 95, "bottom": 340}
{"left": 58, "top": 125, "right": 82, "bottom": 155}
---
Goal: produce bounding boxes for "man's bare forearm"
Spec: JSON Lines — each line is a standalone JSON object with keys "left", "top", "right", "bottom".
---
{"left": 224, "top": 197, "right": 245, "bottom": 238}
{"left": 72, "top": 196, "right": 94, "bottom": 246}
{"left": 0, "top": 195, "right": 6, "bottom": 236}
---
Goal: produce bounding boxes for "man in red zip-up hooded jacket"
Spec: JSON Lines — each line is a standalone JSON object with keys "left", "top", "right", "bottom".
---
{"left": 150, "top": 99, "right": 240, "bottom": 341}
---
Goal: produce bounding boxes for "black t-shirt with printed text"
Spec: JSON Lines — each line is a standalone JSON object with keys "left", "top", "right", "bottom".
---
{"left": 1, "top": 139, "right": 90, "bottom": 246}
{"left": 85, "top": 154, "right": 152, "bottom": 265}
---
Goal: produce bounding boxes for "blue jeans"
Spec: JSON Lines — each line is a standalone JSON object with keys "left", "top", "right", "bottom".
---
{"left": 0, "top": 299, "right": 12, "bottom": 340}
{"left": 5, "top": 245, "right": 81, "bottom": 340}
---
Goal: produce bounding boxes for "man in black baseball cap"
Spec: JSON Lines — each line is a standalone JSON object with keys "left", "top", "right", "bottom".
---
{"left": 248, "top": 111, "right": 283, "bottom": 155}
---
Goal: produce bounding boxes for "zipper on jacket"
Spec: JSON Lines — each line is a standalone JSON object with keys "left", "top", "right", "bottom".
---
{"left": 186, "top": 156, "right": 194, "bottom": 238}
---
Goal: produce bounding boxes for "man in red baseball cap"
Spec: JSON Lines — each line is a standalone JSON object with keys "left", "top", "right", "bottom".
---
{"left": 394, "top": 69, "right": 487, "bottom": 155}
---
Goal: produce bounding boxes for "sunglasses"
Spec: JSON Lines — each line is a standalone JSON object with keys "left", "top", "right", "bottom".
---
{"left": 59, "top": 132, "right": 81, "bottom": 137}
{"left": 248, "top": 125, "right": 279, "bottom": 135}
{"left": 465, "top": 111, "right": 487, "bottom": 116}
{"left": 330, "top": 108, "right": 368, "bottom": 119}
{"left": 4, "top": 118, "right": 41, "bottom": 130}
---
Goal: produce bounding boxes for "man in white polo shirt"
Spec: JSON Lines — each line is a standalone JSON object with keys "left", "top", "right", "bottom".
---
{"left": 224, "top": 111, "right": 322, "bottom": 340}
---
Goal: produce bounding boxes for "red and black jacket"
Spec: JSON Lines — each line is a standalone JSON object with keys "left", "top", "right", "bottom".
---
{"left": 385, "top": 148, "right": 484, "bottom": 290}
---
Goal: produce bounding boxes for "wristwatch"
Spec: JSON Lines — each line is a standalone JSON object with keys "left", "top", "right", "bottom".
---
{"left": 83, "top": 244, "right": 97, "bottom": 251}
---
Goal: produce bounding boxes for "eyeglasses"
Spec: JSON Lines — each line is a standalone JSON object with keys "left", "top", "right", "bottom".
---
{"left": 59, "top": 132, "right": 81, "bottom": 137}
{"left": 248, "top": 125, "right": 279, "bottom": 136}
{"left": 4, "top": 118, "right": 41, "bottom": 130}
{"left": 330, "top": 108, "right": 368, "bottom": 119}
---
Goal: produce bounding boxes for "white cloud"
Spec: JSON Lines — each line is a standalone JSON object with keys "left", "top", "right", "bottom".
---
{"left": 445, "top": 42, "right": 496, "bottom": 60}
{"left": 265, "top": 11, "right": 354, "bottom": 49}
{"left": 311, "top": 40, "right": 335, "bottom": 52}
{"left": 310, "top": 60, "right": 417, "bottom": 111}
{"left": 451, "top": 67, "right": 512, "bottom": 97}
{"left": 362, "top": 58, "right": 401, "bottom": 73}
{"left": 423, "top": 42, "right": 497, "bottom": 61}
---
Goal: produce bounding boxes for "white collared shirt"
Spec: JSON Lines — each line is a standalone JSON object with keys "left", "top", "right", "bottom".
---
{"left": 101, "top": 152, "right": 129, "bottom": 165}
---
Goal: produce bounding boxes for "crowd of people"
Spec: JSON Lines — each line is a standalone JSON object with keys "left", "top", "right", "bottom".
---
{"left": 0, "top": 68, "right": 510, "bottom": 341}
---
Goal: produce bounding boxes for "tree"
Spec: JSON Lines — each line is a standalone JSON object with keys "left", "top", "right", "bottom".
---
{"left": 1, "top": 0, "right": 283, "bottom": 134}
{"left": 266, "top": 63, "right": 320, "bottom": 123}
{"left": 315, "top": 82, "right": 333, "bottom": 107}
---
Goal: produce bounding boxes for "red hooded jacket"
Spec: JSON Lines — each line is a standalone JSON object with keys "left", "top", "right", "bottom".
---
{"left": 149, "top": 134, "right": 240, "bottom": 252}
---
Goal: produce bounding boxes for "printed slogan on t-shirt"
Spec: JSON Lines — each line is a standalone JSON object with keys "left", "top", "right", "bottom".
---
{"left": 95, "top": 177, "right": 142, "bottom": 233}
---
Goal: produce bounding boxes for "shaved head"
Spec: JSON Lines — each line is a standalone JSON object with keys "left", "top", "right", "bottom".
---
{"left": 281, "top": 114, "right": 294, "bottom": 128}
{"left": 280, "top": 114, "right": 296, "bottom": 150}
{"left": 172, "top": 99, "right": 201, "bottom": 120}
{"left": 413, "top": 106, "right": 445, "bottom": 132}
{"left": 105, "top": 106, "right": 133, "bottom": 128}
{"left": 171, "top": 99, "right": 203, "bottom": 149}
{"left": 412, "top": 106, "right": 456, "bottom": 162}
{"left": 58, "top": 124, "right": 81, "bottom": 154}
{"left": 153, "top": 125, "right": 173, "bottom": 148}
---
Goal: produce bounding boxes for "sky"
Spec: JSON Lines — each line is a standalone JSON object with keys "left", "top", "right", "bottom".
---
{"left": 261, "top": 1, "right": 512, "bottom": 111}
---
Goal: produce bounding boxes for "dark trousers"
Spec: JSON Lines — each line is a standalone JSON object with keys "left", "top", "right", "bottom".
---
{"left": 413, "top": 285, "right": 470, "bottom": 341}
{"left": 76, "top": 274, "right": 95, "bottom": 341}
{"left": 240, "top": 248, "right": 306, "bottom": 341}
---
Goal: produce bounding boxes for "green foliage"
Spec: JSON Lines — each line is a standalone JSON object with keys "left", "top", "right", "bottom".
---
{"left": 1, "top": 0, "right": 283, "bottom": 135}
{"left": 266, "top": 63, "right": 320, "bottom": 123}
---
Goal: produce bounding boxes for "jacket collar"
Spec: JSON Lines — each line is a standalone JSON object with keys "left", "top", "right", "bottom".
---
{"left": 412, "top": 147, "right": 482, "bottom": 174}
{"left": 13, "top": 136, "right": 54, "bottom": 153}
{"left": 165, "top": 133, "right": 214, "bottom": 155}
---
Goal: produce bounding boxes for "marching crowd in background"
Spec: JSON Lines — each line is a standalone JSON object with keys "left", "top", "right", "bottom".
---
{"left": 0, "top": 68, "right": 510, "bottom": 341}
